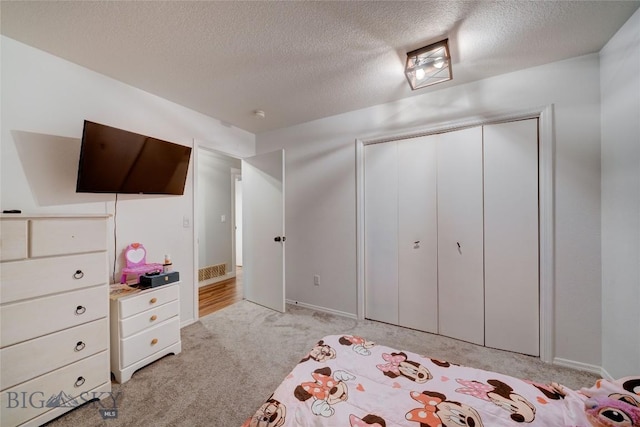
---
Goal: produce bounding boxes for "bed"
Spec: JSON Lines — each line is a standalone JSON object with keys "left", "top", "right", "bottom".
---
{"left": 243, "top": 334, "right": 640, "bottom": 427}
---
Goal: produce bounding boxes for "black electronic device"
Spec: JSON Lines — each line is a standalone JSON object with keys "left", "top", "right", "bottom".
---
{"left": 76, "top": 120, "right": 192, "bottom": 195}
{"left": 139, "top": 271, "right": 180, "bottom": 288}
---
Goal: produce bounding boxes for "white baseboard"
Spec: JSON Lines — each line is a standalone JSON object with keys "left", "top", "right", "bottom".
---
{"left": 198, "top": 272, "right": 236, "bottom": 288}
{"left": 286, "top": 299, "right": 357, "bottom": 320}
{"left": 181, "top": 318, "right": 196, "bottom": 328}
{"left": 553, "top": 357, "right": 603, "bottom": 376}
{"left": 599, "top": 366, "right": 615, "bottom": 380}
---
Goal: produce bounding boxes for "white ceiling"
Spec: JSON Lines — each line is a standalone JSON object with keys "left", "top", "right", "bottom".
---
{"left": 1, "top": 1, "right": 638, "bottom": 134}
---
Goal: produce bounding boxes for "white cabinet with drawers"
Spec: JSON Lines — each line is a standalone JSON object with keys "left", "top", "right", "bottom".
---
{"left": 109, "top": 283, "right": 181, "bottom": 383}
{"left": 0, "top": 214, "right": 111, "bottom": 427}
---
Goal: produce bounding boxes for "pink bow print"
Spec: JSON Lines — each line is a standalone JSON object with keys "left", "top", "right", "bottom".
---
{"left": 300, "top": 373, "right": 337, "bottom": 400}
{"left": 376, "top": 353, "right": 406, "bottom": 375}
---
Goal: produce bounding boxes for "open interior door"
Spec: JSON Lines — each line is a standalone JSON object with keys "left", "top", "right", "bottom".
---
{"left": 241, "top": 150, "right": 285, "bottom": 312}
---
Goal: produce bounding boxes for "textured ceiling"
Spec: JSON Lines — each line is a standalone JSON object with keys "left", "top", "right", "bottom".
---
{"left": 1, "top": 1, "right": 638, "bottom": 134}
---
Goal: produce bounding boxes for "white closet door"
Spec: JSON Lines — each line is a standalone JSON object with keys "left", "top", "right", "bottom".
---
{"left": 484, "top": 119, "right": 539, "bottom": 356}
{"left": 364, "top": 142, "right": 399, "bottom": 324}
{"left": 437, "top": 127, "right": 484, "bottom": 345}
{"left": 398, "top": 135, "right": 438, "bottom": 333}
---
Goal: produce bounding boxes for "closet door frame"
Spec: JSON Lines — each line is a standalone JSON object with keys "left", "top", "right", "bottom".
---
{"left": 355, "top": 105, "right": 555, "bottom": 363}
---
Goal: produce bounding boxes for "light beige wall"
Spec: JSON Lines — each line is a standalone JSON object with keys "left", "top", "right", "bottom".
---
{"left": 257, "top": 54, "right": 603, "bottom": 367}
{"left": 600, "top": 8, "right": 640, "bottom": 379}
{"left": 1, "top": 36, "right": 255, "bottom": 325}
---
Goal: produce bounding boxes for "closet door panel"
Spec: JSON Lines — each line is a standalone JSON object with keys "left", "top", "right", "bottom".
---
{"left": 437, "top": 127, "right": 484, "bottom": 345}
{"left": 484, "top": 119, "right": 539, "bottom": 356}
{"left": 398, "top": 135, "right": 438, "bottom": 333}
{"left": 364, "top": 142, "right": 399, "bottom": 324}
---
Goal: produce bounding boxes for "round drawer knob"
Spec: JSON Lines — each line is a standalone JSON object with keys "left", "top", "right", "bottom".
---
{"left": 150, "top": 315, "right": 158, "bottom": 321}
{"left": 73, "top": 270, "right": 84, "bottom": 279}
{"left": 151, "top": 338, "right": 158, "bottom": 346}
{"left": 74, "top": 376, "right": 85, "bottom": 388}
{"left": 150, "top": 298, "right": 157, "bottom": 304}
{"left": 75, "top": 305, "right": 86, "bottom": 315}
{"left": 75, "top": 341, "right": 86, "bottom": 352}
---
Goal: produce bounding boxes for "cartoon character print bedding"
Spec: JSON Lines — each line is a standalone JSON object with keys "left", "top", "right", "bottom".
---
{"left": 243, "top": 335, "right": 640, "bottom": 427}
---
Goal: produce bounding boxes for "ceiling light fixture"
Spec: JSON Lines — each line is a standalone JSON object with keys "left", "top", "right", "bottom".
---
{"left": 404, "top": 39, "right": 452, "bottom": 90}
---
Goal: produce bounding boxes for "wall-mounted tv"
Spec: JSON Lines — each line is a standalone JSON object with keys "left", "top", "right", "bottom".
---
{"left": 76, "top": 120, "right": 192, "bottom": 195}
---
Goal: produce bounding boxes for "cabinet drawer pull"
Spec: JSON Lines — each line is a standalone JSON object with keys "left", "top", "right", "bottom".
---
{"left": 74, "top": 376, "right": 85, "bottom": 387}
{"left": 150, "top": 315, "right": 158, "bottom": 321}
{"left": 150, "top": 298, "right": 157, "bottom": 304}
{"left": 75, "top": 305, "right": 86, "bottom": 315}
{"left": 73, "top": 270, "right": 84, "bottom": 279}
{"left": 74, "top": 341, "right": 86, "bottom": 352}
{"left": 151, "top": 338, "right": 158, "bottom": 345}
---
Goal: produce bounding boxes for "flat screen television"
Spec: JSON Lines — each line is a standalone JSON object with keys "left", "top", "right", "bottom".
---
{"left": 76, "top": 120, "right": 192, "bottom": 195}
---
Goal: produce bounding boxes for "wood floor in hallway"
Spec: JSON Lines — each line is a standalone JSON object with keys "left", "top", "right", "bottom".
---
{"left": 198, "top": 267, "right": 243, "bottom": 317}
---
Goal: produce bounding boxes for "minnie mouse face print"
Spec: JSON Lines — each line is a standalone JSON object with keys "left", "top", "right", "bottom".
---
{"left": 376, "top": 352, "right": 433, "bottom": 383}
{"left": 406, "top": 390, "right": 484, "bottom": 427}
{"left": 300, "top": 340, "right": 337, "bottom": 363}
{"left": 455, "top": 378, "right": 536, "bottom": 423}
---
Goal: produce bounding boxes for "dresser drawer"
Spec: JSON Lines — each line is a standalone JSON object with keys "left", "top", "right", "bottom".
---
{"left": 0, "top": 351, "right": 109, "bottom": 427}
{"left": 0, "top": 253, "right": 107, "bottom": 304}
{"left": 120, "top": 299, "right": 179, "bottom": 339}
{"left": 29, "top": 218, "right": 107, "bottom": 258}
{"left": 1, "top": 286, "right": 107, "bottom": 347}
{"left": 1, "top": 318, "right": 108, "bottom": 390}
{"left": 120, "top": 317, "right": 180, "bottom": 368}
{"left": 0, "top": 219, "right": 28, "bottom": 261}
{"left": 119, "top": 284, "right": 179, "bottom": 319}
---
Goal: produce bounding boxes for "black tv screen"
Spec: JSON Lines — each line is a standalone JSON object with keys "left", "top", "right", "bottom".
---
{"left": 76, "top": 121, "right": 192, "bottom": 195}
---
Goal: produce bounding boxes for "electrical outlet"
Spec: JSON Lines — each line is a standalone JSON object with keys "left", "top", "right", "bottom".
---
{"left": 221, "top": 214, "right": 226, "bottom": 223}
{"left": 183, "top": 216, "right": 190, "bottom": 228}
{"left": 313, "top": 275, "right": 320, "bottom": 286}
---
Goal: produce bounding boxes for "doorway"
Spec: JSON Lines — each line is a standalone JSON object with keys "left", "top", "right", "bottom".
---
{"left": 193, "top": 146, "right": 287, "bottom": 318}
{"left": 195, "top": 147, "right": 242, "bottom": 314}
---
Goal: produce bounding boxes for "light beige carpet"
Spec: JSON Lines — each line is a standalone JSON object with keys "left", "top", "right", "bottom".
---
{"left": 45, "top": 300, "right": 599, "bottom": 426}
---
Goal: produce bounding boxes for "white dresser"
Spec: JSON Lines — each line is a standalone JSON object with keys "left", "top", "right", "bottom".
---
{"left": 109, "top": 282, "right": 181, "bottom": 383}
{"left": 0, "top": 214, "right": 111, "bottom": 427}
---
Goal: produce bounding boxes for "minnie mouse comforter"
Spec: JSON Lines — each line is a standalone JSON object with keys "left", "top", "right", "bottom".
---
{"left": 243, "top": 335, "right": 640, "bottom": 427}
